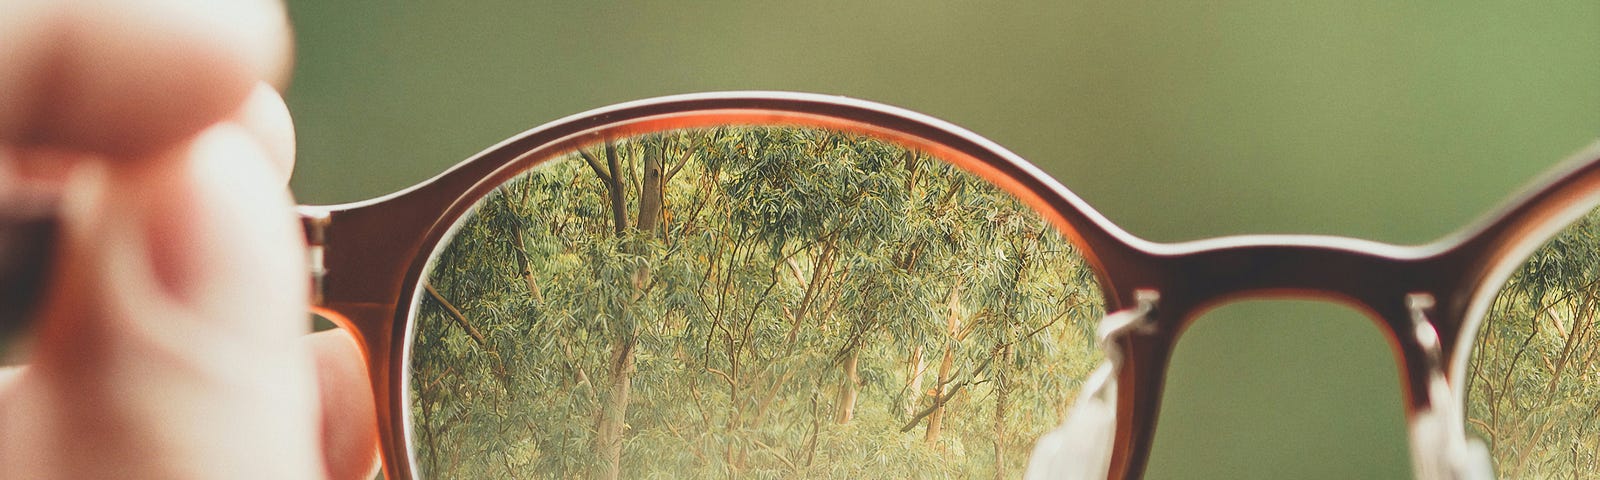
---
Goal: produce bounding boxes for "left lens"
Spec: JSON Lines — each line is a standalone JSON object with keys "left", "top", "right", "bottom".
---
{"left": 406, "top": 125, "right": 1106, "bottom": 478}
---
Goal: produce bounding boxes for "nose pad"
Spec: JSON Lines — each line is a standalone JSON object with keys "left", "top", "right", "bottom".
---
{"left": 1406, "top": 375, "right": 1495, "bottom": 480}
{"left": 1024, "top": 291, "right": 1158, "bottom": 480}
{"left": 1023, "top": 361, "right": 1118, "bottom": 480}
{"left": 1406, "top": 294, "right": 1496, "bottom": 480}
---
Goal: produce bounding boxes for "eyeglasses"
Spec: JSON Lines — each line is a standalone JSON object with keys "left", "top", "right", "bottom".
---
{"left": 40, "top": 91, "right": 1593, "bottom": 479}
{"left": 288, "top": 91, "right": 1600, "bottom": 479}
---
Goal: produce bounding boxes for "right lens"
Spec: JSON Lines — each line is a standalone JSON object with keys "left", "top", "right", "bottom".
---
{"left": 1466, "top": 207, "right": 1600, "bottom": 477}
{"left": 405, "top": 124, "right": 1106, "bottom": 478}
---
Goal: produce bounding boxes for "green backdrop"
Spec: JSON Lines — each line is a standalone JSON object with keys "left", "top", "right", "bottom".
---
{"left": 281, "top": 2, "right": 1600, "bottom": 478}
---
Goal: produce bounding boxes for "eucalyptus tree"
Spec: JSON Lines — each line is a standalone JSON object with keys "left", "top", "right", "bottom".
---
{"left": 408, "top": 126, "right": 1105, "bottom": 479}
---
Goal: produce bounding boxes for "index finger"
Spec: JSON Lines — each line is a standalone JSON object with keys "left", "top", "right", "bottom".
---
{"left": 0, "top": 0, "right": 292, "bottom": 157}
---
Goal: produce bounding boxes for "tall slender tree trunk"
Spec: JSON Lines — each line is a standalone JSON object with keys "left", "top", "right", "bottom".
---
{"left": 835, "top": 348, "right": 860, "bottom": 424}
{"left": 589, "top": 137, "right": 632, "bottom": 479}
{"left": 596, "top": 141, "right": 628, "bottom": 236}
{"left": 926, "top": 286, "right": 963, "bottom": 444}
{"left": 994, "top": 344, "right": 1014, "bottom": 480}
{"left": 637, "top": 141, "right": 664, "bottom": 234}
{"left": 1545, "top": 290, "right": 1596, "bottom": 397}
{"left": 583, "top": 137, "right": 653, "bottom": 480}
{"left": 994, "top": 241, "right": 1032, "bottom": 480}
{"left": 592, "top": 137, "right": 672, "bottom": 480}
{"left": 904, "top": 345, "right": 925, "bottom": 416}
{"left": 595, "top": 336, "right": 637, "bottom": 480}
{"left": 925, "top": 344, "right": 955, "bottom": 444}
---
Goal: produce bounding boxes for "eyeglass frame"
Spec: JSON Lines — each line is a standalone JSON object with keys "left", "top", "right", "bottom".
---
{"left": 297, "top": 91, "right": 1600, "bottom": 479}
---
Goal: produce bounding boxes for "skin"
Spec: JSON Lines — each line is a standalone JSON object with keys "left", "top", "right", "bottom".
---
{"left": 0, "top": 1, "right": 380, "bottom": 479}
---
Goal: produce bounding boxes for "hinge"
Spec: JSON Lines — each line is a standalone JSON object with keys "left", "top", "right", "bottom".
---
{"left": 298, "top": 206, "right": 331, "bottom": 306}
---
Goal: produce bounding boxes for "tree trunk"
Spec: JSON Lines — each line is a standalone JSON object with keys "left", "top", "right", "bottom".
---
{"left": 594, "top": 137, "right": 671, "bottom": 479}
{"left": 786, "top": 241, "right": 836, "bottom": 346}
{"left": 636, "top": 141, "right": 664, "bottom": 233}
{"left": 835, "top": 348, "right": 860, "bottom": 424}
{"left": 925, "top": 344, "right": 955, "bottom": 444}
{"left": 905, "top": 345, "right": 925, "bottom": 416}
{"left": 595, "top": 336, "right": 637, "bottom": 480}
{"left": 926, "top": 286, "right": 963, "bottom": 444}
{"left": 604, "top": 140, "right": 628, "bottom": 236}
{"left": 994, "top": 344, "right": 1014, "bottom": 480}
{"left": 1545, "top": 289, "right": 1596, "bottom": 397}
{"left": 587, "top": 136, "right": 672, "bottom": 479}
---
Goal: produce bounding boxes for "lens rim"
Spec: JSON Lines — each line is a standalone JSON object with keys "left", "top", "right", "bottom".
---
{"left": 1450, "top": 144, "right": 1600, "bottom": 396}
{"left": 312, "top": 92, "right": 1139, "bottom": 479}
{"left": 1454, "top": 197, "right": 1600, "bottom": 475}
{"left": 403, "top": 124, "right": 1115, "bottom": 478}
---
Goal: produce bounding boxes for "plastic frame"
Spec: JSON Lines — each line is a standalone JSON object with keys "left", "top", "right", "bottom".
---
{"left": 300, "top": 91, "right": 1600, "bottom": 479}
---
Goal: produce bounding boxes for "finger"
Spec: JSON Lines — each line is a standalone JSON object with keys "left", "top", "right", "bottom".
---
{"left": 231, "top": 83, "right": 296, "bottom": 183}
{"left": 307, "top": 329, "right": 381, "bottom": 480}
{"left": 0, "top": 0, "right": 292, "bottom": 157}
{"left": 1, "top": 146, "right": 79, "bottom": 184}
{"left": 1, "top": 125, "right": 322, "bottom": 478}
{"left": 0, "top": 331, "right": 381, "bottom": 479}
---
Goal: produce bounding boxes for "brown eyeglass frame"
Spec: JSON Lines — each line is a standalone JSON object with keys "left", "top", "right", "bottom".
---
{"left": 298, "top": 91, "right": 1600, "bottom": 480}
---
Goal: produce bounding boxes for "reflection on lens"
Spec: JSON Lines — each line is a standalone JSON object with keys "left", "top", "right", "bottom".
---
{"left": 1467, "top": 208, "right": 1600, "bottom": 477}
{"left": 408, "top": 126, "right": 1105, "bottom": 478}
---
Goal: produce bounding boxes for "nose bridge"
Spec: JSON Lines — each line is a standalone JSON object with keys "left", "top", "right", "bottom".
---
{"left": 1120, "top": 238, "right": 1454, "bottom": 411}
{"left": 1151, "top": 241, "right": 1432, "bottom": 319}
{"left": 1101, "top": 241, "right": 1446, "bottom": 480}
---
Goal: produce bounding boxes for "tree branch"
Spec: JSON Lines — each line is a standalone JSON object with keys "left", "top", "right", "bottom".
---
{"left": 705, "top": 366, "right": 737, "bottom": 390}
{"left": 577, "top": 148, "right": 614, "bottom": 185}
{"left": 900, "top": 377, "right": 970, "bottom": 432}
{"left": 665, "top": 143, "right": 693, "bottom": 184}
{"left": 423, "top": 282, "right": 487, "bottom": 348}
{"left": 899, "top": 355, "right": 994, "bottom": 432}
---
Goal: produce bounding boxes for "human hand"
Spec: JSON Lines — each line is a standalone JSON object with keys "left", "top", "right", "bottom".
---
{"left": 0, "top": 1, "right": 378, "bottom": 478}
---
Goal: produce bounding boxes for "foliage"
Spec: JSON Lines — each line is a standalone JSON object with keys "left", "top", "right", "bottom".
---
{"left": 1467, "top": 209, "right": 1600, "bottom": 478}
{"left": 407, "top": 126, "right": 1105, "bottom": 479}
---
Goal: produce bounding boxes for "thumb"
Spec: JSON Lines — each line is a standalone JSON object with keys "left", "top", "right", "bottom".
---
{"left": 1, "top": 125, "right": 323, "bottom": 479}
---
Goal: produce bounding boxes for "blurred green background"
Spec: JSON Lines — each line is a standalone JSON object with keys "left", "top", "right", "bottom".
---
{"left": 281, "top": 2, "right": 1600, "bottom": 478}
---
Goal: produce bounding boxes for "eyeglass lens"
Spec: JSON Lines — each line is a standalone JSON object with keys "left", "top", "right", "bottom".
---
{"left": 404, "top": 125, "right": 1107, "bottom": 478}
{"left": 1467, "top": 206, "right": 1600, "bottom": 477}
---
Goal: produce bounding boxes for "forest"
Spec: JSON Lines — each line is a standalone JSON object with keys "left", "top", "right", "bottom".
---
{"left": 407, "top": 126, "right": 1107, "bottom": 479}
{"left": 1467, "top": 208, "right": 1600, "bottom": 478}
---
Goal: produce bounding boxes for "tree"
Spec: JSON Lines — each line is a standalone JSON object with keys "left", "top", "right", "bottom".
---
{"left": 408, "top": 126, "right": 1106, "bottom": 478}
